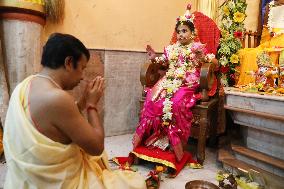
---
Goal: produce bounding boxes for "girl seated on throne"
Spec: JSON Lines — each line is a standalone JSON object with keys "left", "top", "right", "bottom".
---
{"left": 131, "top": 4, "right": 218, "bottom": 169}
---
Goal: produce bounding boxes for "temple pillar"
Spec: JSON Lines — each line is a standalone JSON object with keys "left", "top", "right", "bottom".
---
{"left": 0, "top": 0, "right": 45, "bottom": 125}
{"left": 0, "top": 40, "right": 9, "bottom": 126}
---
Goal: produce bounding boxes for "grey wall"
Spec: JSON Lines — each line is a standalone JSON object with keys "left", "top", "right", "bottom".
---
{"left": 72, "top": 50, "right": 147, "bottom": 136}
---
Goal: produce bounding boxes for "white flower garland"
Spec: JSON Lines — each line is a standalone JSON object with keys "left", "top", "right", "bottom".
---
{"left": 161, "top": 43, "right": 193, "bottom": 126}
{"left": 267, "top": 0, "right": 284, "bottom": 37}
{"left": 159, "top": 43, "right": 214, "bottom": 126}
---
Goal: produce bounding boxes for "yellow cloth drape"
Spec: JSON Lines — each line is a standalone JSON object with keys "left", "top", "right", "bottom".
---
{"left": 3, "top": 76, "right": 146, "bottom": 189}
{"left": 237, "top": 27, "right": 284, "bottom": 85}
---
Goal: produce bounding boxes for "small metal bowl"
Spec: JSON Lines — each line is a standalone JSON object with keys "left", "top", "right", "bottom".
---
{"left": 185, "top": 180, "right": 219, "bottom": 189}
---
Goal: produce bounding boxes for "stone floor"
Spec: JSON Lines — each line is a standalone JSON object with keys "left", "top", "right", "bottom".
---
{"left": 106, "top": 134, "right": 220, "bottom": 188}
{"left": 0, "top": 134, "right": 221, "bottom": 188}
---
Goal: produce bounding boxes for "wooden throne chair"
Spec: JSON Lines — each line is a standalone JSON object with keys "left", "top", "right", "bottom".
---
{"left": 139, "top": 11, "right": 222, "bottom": 165}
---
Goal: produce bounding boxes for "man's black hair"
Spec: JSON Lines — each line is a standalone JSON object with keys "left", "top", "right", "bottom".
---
{"left": 41, "top": 33, "right": 90, "bottom": 69}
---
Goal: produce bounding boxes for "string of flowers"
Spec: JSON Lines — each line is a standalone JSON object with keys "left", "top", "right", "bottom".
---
{"left": 161, "top": 44, "right": 193, "bottom": 126}
{"left": 267, "top": 0, "right": 284, "bottom": 37}
{"left": 160, "top": 43, "right": 212, "bottom": 126}
{"left": 218, "top": 0, "right": 247, "bottom": 86}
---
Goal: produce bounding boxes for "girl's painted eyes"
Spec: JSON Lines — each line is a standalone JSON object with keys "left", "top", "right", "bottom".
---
{"left": 177, "top": 29, "right": 188, "bottom": 34}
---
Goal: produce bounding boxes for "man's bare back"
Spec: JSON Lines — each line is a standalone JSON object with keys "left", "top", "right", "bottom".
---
{"left": 28, "top": 77, "right": 73, "bottom": 144}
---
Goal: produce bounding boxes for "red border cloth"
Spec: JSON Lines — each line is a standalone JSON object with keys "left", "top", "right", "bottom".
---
{"left": 114, "top": 146, "right": 197, "bottom": 177}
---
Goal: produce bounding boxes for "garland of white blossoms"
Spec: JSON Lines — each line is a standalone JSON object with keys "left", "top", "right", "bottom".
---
{"left": 160, "top": 43, "right": 214, "bottom": 126}
{"left": 161, "top": 44, "right": 192, "bottom": 126}
{"left": 267, "top": 0, "right": 284, "bottom": 37}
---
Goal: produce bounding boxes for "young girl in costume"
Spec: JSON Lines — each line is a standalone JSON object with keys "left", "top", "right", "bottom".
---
{"left": 133, "top": 4, "right": 217, "bottom": 162}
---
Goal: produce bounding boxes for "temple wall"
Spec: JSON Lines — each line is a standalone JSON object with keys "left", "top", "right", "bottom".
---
{"left": 70, "top": 50, "right": 146, "bottom": 136}
{"left": 42, "top": 0, "right": 196, "bottom": 52}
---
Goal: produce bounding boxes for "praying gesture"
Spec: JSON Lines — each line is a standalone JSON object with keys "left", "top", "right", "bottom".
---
{"left": 76, "top": 76, "right": 105, "bottom": 111}
{"left": 86, "top": 76, "right": 105, "bottom": 108}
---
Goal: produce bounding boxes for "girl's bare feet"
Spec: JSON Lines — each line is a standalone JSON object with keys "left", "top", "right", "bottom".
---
{"left": 132, "top": 133, "right": 142, "bottom": 149}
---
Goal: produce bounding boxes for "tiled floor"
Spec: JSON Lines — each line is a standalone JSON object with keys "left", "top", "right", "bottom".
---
{"left": 0, "top": 134, "right": 221, "bottom": 188}
{"left": 0, "top": 161, "right": 5, "bottom": 189}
